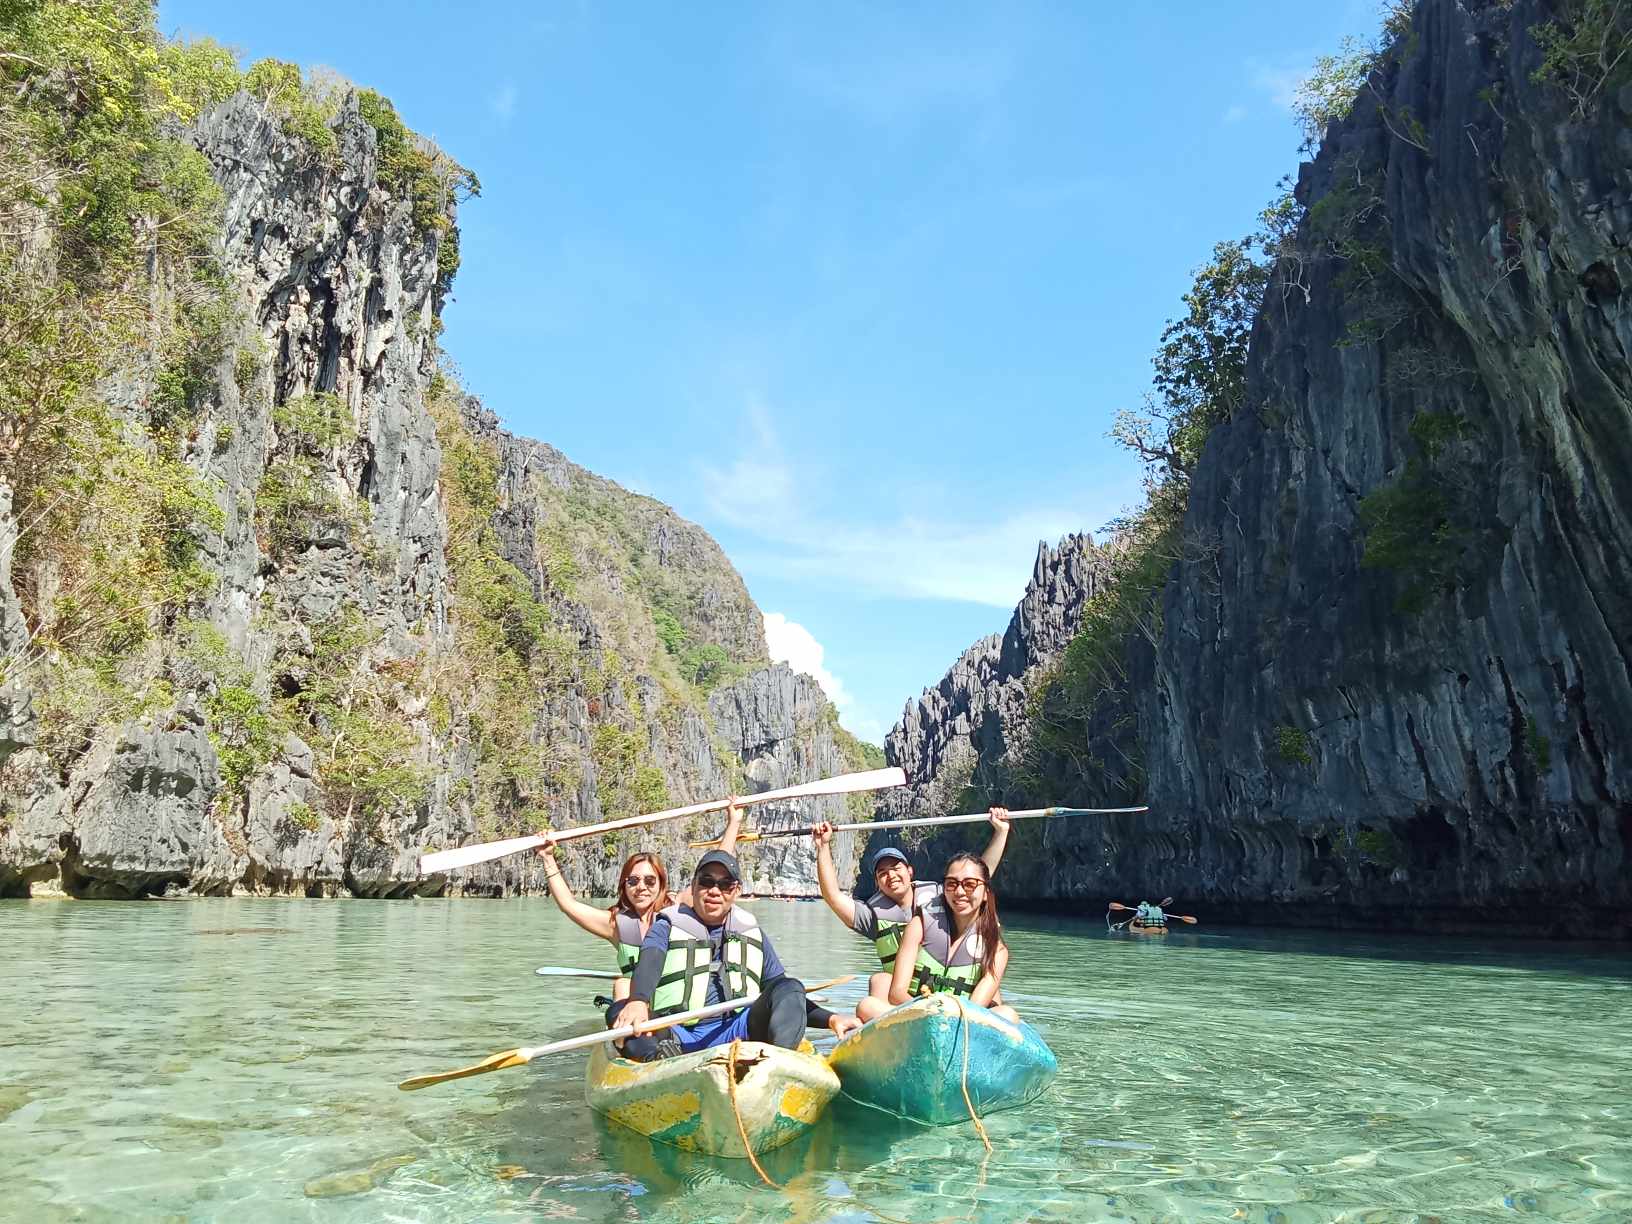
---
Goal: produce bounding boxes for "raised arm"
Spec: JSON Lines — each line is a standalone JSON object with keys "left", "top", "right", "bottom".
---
{"left": 812, "top": 821, "right": 857, "bottom": 928}
{"left": 714, "top": 797, "right": 745, "bottom": 855}
{"left": 887, "top": 915, "right": 926, "bottom": 1005}
{"left": 970, "top": 940, "right": 1008, "bottom": 1008}
{"left": 536, "top": 836, "right": 617, "bottom": 943}
{"left": 979, "top": 806, "right": 1011, "bottom": 876}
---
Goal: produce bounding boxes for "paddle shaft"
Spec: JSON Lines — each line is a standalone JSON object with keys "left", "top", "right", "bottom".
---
{"left": 420, "top": 767, "right": 906, "bottom": 874}
{"left": 695, "top": 804, "right": 1150, "bottom": 847}
{"left": 399, "top": 974, "right": 856, "bottom": 1091}
{"left": 1108, "top": 902, "right": 1197, "bottom": 923}
{"left": 534, "top": 966, "right": 619, "bottom": 979}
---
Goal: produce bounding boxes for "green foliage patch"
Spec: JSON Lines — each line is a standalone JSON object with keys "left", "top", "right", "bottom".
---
{"left": 1531, "top": 0, "right": 1632, "bottom": 118}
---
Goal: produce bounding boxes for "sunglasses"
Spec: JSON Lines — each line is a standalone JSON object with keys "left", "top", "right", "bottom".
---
{"left": 624, "top": 874, "right": 659, "bottom": 888}
{"left": 694, "top": 875, "right": 738, "bottom": 893}
{"left": 943, "top": 877, "right": 985, "bottom": 894}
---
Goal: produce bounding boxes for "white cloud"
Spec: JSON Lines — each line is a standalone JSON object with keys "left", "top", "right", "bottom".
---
{"left": 489, "top": 83, "right": 518, "bottom": 122}
{"left": 1222, "top": 103, "right": 1249, "bottom": 124}
{"left": 763, "top": 612, "right": 855, "bottom": 712}
{"left": 699, "top": 409, "right": 1112, "bottom": 609}
{"left": 1250, "top": 60, "right": 1306, "bottom": 112}
{"left": 761, "top": 611, "right": 884, "bottom": 744}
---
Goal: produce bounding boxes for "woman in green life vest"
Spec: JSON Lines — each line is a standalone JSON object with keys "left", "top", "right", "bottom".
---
{"left": 860, "top": 851, "right": 1019, "bottom": 1024}
{"left": 536, "top": 801, "right": 745, "bottom": 999}
{"left": 810, "top": 807, "right": 1010, "bottom": 1013}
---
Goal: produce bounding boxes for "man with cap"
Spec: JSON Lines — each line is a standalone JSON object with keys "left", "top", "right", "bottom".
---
{"left": 607, "top": 849, "right": 860, "bottom": 1059}
{"left": 811, "top": 808, "right": 1011, "bottom": 1013}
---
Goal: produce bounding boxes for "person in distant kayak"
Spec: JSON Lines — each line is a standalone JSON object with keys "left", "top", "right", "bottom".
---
{"left": 810, "top": 807, "right": 1010, "bottom": 1009}
{"left": 608, "top": 849, "right": 861, "bottom": 1059}
{"left": 535, "top": 802, "right": 746, "bottom": 999}
{"left": 1132, "top": 900, "right": 1167, "bottom": 930}
{"left": 862, "top": 851, "right": 1019, "bottom": 1023}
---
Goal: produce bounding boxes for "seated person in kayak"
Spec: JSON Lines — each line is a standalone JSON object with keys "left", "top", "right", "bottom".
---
{"left": 1133, "top": 900, "right": 1167, "bottom": 929}
{"left": 858, "top": 851, "right": 1020, "bottom": 1025}
{"left": 810, "top": 807, "right": 1010, "bottom": 1009}
{"left": 535, "top": 802, "right": 745, "bottom": 999}
{"left": 608, "top": 850, "right": 861, "bottom": 1059}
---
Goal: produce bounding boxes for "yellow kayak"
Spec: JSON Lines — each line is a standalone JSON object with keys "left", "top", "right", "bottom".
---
{"left": 585, "top": 1039, "right": 838, "bottom": 1158}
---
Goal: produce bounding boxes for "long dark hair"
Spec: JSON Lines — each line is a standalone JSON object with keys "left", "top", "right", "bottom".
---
{"left": 943, "top": 852, "right": 1003, "bottom": 978}
{"left": 610, "top": 852, "right": 675, "bottom": 917}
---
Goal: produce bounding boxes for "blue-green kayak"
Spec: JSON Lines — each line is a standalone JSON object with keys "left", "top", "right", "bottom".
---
{"left": 826, "top": 995, "right": 1058, "bottom": 1125}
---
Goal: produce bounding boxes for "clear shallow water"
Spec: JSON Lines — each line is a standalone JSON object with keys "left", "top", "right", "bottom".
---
{"left": 2, "top": 898, "right": 1630, "bottom": 1223}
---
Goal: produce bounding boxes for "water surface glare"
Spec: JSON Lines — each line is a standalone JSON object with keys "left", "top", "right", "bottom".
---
{"left": 2, "top": 898, "right": 1630, "bottom": 1222}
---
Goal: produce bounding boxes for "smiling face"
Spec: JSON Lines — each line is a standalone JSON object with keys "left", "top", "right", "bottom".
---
{"left": 941, "top": 862, "right": 986, "bottom": 921}
{"left": 691, "top": 868, "right": 739, "bottom": 924}
{"left": 872, "top": 856, "right": 913, "bottom": 906}
{"left": 619, "top": 854, "right": 664, "bottom": 916}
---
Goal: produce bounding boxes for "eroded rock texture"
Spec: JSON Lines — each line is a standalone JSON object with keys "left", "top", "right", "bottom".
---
{"left": 884, "top": 0, "right": 1632, "bottom": 937}
{"left": 0, "top": 91, "right": 857, "bottom": 901}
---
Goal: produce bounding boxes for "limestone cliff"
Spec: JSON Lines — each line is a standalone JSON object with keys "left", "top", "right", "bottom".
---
{"left": 0, "top": 26, "right": 864, "bottom": 900}
{"left": 881, "top": 0, "right": 1632, "bottom": 937}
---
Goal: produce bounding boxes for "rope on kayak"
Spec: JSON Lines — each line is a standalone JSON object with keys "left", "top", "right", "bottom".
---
{"left": 954, "top": 998, "right": 992, "bottom": 1153}
{"left": 726, "top": 1039, "right": 777, "bottom": 1188}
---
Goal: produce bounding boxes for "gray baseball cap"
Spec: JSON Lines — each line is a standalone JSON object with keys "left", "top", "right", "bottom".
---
{"left": 868, "top": 847, "right": 910, "bottom": 875}
{"left": 693, "top": 849, "right": 741, "bottom": 882}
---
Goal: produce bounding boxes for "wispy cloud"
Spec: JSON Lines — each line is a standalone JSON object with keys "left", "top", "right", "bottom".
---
{"left": 789, "top": 46, "right": 1013, "bottom": 129}
{"left": 1222, "top": 103, "right": 1249, "bottom": 125}
{"left": 699, "top": 406, "right": 1105, "bottom": 609}
{"left": 489, "top": 82, "right": 518, "bottom": 123}
{"left": 1250, "top": 60, "right": 1306, "bottom": 112}
{"left": 1006, "top": 173, "right": 1108, "bottom": 210}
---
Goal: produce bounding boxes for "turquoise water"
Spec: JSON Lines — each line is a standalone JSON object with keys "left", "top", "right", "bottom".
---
{"left": 2, "top": 898, "right": 1630, "bottom": 1223}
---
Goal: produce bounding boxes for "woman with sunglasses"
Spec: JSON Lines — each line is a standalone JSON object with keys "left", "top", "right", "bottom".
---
{"left": 536, "top": 801, "right": 745, "bottom": 999}
{"left": 857, "top": 851, "right": 1020, "bottom": 1023}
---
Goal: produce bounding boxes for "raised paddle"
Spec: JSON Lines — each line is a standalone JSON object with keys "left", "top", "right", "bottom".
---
{"left": 419, "top": 767, "right": 907, "bottom": 874}
{"left": 1107, "top": 902, "right": 1198, "bottom": 924}
{"left": 398, "top": 974, "right": 857, "bottom": 1092}
{"left": 534, "top": 966, "right": 619, "bottom": 979}
{"left": 689, "top": 803, "right": 1150, "bottom": 848}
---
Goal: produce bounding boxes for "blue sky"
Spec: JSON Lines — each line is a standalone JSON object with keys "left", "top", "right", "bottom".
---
{"left": 161, "top": 0, "right": 1382, "bottom": 744}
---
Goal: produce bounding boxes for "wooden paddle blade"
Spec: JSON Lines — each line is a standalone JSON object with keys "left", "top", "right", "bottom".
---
{"left": 1173, "top": 914, "right": 1199, "bottom": 924}
{"left": 803, "top": 974, "right": 855, "bottom": 993}
{"left": 399, "top": 1048, "right": 531, "bottom": 1092}
{"left": 1106, "top": 901, "right": 1131, "bottom": 911}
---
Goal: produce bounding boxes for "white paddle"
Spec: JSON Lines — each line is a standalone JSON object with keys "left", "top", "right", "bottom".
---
{"left": 419, "top": 767, "right": 906, "bottom": 875}
{"left": 398, "top": 974, "right": 856, "bottom": 1091}
{"left": 535, "top": 966, "right": 619, "bottom": 979}
{"left": 692, "top": 804, "right": 1150, "bottom": 847}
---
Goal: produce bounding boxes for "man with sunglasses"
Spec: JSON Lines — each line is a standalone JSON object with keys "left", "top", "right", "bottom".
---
{"left": 811, "top": 807, "right": 1010, "bottom": 1010}
{"left": 608, "top": 849, "right": 860, "bottom": 1059}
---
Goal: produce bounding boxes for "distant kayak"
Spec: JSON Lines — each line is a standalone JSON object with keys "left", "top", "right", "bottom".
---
{"left": 1122, "top": 924, "right": 1168, "bottom": 936}
{"left": 585, "top": 1039, "right": 838, "bottom": 1158}
{"left": 827, "top": 995, "right": 1057, "bottom": 1125}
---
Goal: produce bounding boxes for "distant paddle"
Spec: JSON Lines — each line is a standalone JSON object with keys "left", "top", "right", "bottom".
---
{"left": 399, "top": 975, "right": 856, "bottom": 1092}
{"left": 691, "top": 803, "right": 1150, "bottom": 848}
{"left": 1107, "top": 901, "right": 1198, "bottom": 924}
{"left": 534, "top": 966, "right": 619, "bottom": 979}
{"left": 420, "top": 768, "right": 906, "bottom": 874}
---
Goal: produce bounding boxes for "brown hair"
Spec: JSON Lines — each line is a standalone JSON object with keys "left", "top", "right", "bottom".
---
{"left": 610, "top": 852, "right": 675, "bottom": 917}
{"left": 943, "top": 852, "right": 1003, "bottom": 978}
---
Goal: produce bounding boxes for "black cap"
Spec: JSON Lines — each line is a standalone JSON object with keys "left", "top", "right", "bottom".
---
{"left": 868, "top": 847, "right": 909, "bottom": 875}
{"left": 694, "top": 849, "right": 741, "bottom": 881}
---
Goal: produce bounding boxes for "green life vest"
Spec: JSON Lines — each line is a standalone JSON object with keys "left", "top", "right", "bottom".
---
{"left": 612, "top": 911, "right": 644, "bottom": 975}
{"left": 1135, "top": 902, "right": 1166, "bottom": 927}
{"left": 908, "top": 899, "right": 986, "bottom": 997}
{"left": 867, "top": 880, "right": 941, "bottom": 971}
{"left": 649, "top": 904, "right": 765, "bottom": 1018}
